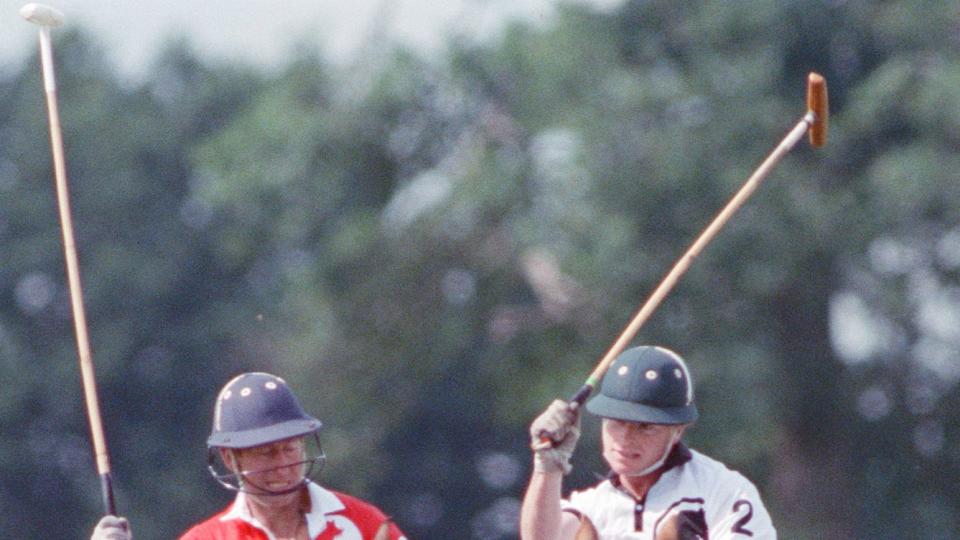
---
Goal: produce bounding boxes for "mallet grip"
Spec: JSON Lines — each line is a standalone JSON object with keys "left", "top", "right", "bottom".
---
{"left": 568, "top": 384, "right": 593, "bottom": 407}
{"left": 100, "top": 473, "right": 117, "bottom": 516}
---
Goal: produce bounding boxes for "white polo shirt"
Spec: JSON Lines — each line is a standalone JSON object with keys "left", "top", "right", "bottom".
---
{"left": 562, "top": 444, "right": 776, "bottom": 539}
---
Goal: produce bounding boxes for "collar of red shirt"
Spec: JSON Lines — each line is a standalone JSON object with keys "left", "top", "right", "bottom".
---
{"left": 220, "top": 481, "right": 346, "bottom": 538}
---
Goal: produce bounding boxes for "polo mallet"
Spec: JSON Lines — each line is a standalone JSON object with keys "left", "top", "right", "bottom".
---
{"left": 538, "top": 72, "right": 828, "bottom": 446}
{"left": 21, "top": 3, "right": 117, "bottom": 516}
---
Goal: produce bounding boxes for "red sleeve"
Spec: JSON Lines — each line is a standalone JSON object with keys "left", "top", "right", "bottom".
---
{"left": 177, "top": 509, "right": 228, "bottom": 540}
{"left": 330, "top": 491, "right": 407, "bottom": 539}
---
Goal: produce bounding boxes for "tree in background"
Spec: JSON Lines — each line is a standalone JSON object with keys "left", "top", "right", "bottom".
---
{"left": 0, "top": 1, "right": 958, "bottom": 538}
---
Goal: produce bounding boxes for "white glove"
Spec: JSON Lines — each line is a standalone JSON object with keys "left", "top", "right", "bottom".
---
{"left": 529, "top": 399, "right": 581, "bottom": 474}
{"left": 91, "top": 515, "right": 132, "bottom": 540}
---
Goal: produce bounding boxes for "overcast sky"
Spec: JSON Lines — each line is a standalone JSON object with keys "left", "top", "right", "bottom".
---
{"left": 3, "top": 0, "right": 621, "bottom": 81}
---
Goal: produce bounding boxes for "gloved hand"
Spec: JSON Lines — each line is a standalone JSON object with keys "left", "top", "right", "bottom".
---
{"left": 91, "top": 515, "right": 132, "bottom": 540}
{"left": 529, "top": 399, "right": 581, "bottom": 474}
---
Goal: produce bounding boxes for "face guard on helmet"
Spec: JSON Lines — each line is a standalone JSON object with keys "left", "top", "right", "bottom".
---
{"left": 206, "top": 372, "right": 326, "bottom": 496}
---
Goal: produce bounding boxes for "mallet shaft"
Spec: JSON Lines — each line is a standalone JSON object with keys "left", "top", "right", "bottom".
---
{"left": 572, "top": 112, "right": 814, "bottom": 404}
{"left": 34, "top": 14, "right": 116, "bottom": 516}
{"left": 567, "top": 73, "right": 828, "bottom": 408}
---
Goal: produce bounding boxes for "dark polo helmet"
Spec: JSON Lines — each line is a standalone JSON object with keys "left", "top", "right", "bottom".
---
{"left": 208, "top": 372, "right": 322, "bottom": 449}
{"left": 586, "top": 346, "right": 698, "bottom": 425}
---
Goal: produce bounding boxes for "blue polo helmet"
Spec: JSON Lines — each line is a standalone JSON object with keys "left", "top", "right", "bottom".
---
{"left": 207, "top": 372, "right": 322, "bottom": 449}
{"left": 586, "top": 346, "right": 698, "bottom": 425}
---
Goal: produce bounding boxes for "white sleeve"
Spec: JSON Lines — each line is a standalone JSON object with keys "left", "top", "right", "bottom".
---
{"left": 561, "top": 487, "right": 590, "bottom": 516}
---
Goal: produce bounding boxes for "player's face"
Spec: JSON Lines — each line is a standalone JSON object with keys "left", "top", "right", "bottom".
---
{"left": 601, "top": 419, "right": 681, "bottom": 475}
{"left": 229, "top": 437, "right": 308, "bottom": 501}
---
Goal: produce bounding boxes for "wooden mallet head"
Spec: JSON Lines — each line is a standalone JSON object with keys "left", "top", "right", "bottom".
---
{"left": 806, "top": 72, "right": 829, "bottom": 147}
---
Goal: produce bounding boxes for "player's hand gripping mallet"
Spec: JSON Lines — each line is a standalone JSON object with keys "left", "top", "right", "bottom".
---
{"left": 538, "top": 73, "right": 828, "bottom": 447}
{"left": 21, "top": 3, "right": 117, "bottom": 516}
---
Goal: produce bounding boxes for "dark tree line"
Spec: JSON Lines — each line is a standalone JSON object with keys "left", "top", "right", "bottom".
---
{"left": 1, "top": 1, "right": 957, "bottom": 538}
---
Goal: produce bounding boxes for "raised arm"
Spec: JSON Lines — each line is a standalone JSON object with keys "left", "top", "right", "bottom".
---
{"left": 519, "top": 400, "right": 582, "bottom": 540}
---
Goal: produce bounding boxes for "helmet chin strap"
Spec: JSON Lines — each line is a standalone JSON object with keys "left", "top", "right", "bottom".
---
{"left": 624, "top": 427, "right": 683, "bottom": 477}
{"left": 239, "top": 474, "right": 310, "bottom": 497}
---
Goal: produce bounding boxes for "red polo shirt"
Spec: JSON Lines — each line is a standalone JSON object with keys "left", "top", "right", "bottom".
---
{"left": 179, "top": 482, "right": 406, "bottom": 540}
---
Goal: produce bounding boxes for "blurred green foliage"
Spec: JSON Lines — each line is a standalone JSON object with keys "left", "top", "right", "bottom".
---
{"left": 1, "top": 1, "right": 958, "bottom": 538}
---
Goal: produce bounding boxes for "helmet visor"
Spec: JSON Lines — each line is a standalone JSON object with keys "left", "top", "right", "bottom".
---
{"left": 587, "top": 393, "right": 698, "bottom": 425}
